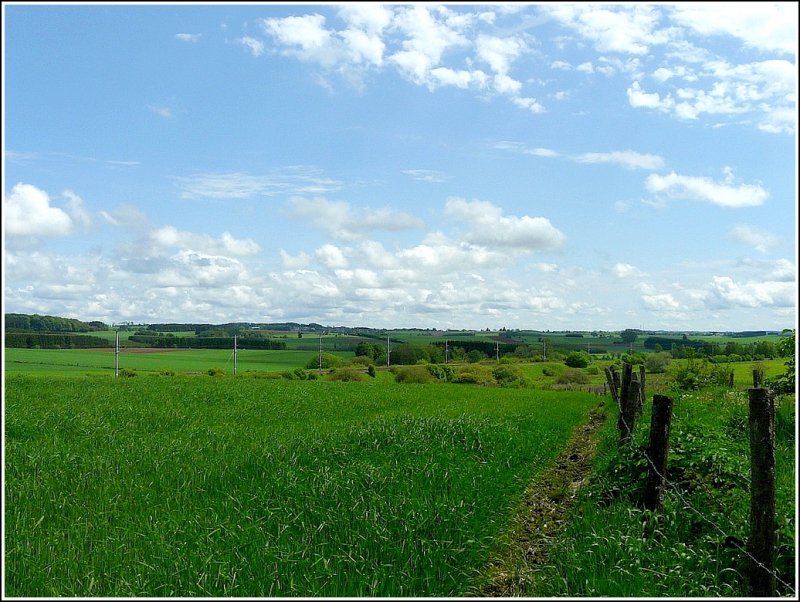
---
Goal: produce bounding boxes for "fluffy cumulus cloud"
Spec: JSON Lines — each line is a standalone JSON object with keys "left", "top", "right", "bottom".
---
{"left": 148, "top": 226, "right": 261, "bottom": 256}
{"left": 727, "top": 225, "right": 782, "bottom": 253}
{"left": 706, "top": 275, "right": 796, "bottom": 309}
{"left": 543, "top": 3, "right": 673, "bottom": 55}
{"left": 4, "top": 183, "right": 76, "bottom": 239}
{"left": 254, "top": 4, "right": 544, "bottom": 115}
{"left": 644, "top": 170, "right": 768, "bottom": 208}
{"left": 444, "top": 197, "right": 565, "bottom": 250}
{"left": 668, "top": 2, "right": 797, "bottom": 55}
{"left": 284, "top": 196, "right": 424, "bottom": 240}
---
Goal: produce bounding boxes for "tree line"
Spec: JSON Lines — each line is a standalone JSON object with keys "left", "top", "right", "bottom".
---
{"left": 5, "top": 313, "right": 108, "bottom": 333}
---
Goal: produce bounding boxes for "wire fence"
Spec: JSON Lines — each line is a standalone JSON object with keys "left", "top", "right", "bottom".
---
{"left": 613, "top": 392, "right": 795, "bottom": 595}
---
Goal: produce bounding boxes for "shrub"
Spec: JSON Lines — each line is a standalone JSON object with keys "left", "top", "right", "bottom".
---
{"left": 207, "top": 367, "right": 225, "bottom": 377}
{"left": 555, "top": 368, "right": 589, "bottom": 385}
{"left": 119, "top": 368, "right": 137, "bottom": 378}
{"left": 645, "top": 352, "right": 672, "bottom": 374}
{"left": 394, "top": 365, "right": 436, "bottom": 384}
{"left": 282, "top": 367, "right": 312, "bottom": 380}
{"left": 453, "top": 365, "right": 497, "bottom": 386}
{"left": 305, "top": 353, "right": 343, "bottom": 370}
{"left": 564, "top": 351, "right": 591, "bottom": 368}
{"left": 327, "top": 367, "right": 364, "bottom": 382}
{"left": 492, "top": 365, "right": 529, "bottom": 388}
{"left": 158, "top": 369, "right": 175, "bottom": 377}
{"left": 351, "top": 355, "right": 373, "bottom": 366}
{"left": 367, "top": 364, "right": 376, "bottom": 378}
{"left": 542, "top": 366, "right": 558, "bottom": 377}
{"left": 427, "top": 364, "right": 454, "bottom": 381}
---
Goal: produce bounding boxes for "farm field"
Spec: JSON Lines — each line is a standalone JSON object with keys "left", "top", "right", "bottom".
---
{"left": 3, "top": 348, "right": 351, "bottom": 376}
{"left": 4, "top": 375, "right": 597, "bottom": 597}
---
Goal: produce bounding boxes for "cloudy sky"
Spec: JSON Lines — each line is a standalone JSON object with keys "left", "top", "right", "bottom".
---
{"left": 3, "top": 2, "right": 797, "bottom": 331}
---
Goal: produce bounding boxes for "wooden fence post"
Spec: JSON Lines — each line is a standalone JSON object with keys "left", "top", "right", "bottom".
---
{"left": 638, "top": 365, "right": 646, "bottom": 415}
{"left": 748, "top": 387, "right": 776, "bottom": 597}
{"left": 644, "top": 394, "right": 673, "bottom": 511}
{"left": 752, "top": 367, "right": 764, "bottom": 388}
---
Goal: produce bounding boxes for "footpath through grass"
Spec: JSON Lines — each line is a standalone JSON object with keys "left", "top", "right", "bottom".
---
{"left": 5, "top": 375, "right": 595, "bottom": 597}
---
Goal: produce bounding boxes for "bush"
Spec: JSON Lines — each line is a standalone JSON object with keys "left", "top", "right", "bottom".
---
{"left": 645, "top": 352, "right": 672, "bottom": 374}
{"left": 555, "top": 368, "right": 589, "bottom": 385}
{"left": 427, "top": 364, "right": 454, "bottom": 381}
{"left": 158, "top": 369, "right": 176, "bottom": 377}
{"left": 668, "top": 359, "right": 731, "bottom": 390}
{"left": 282, "top": 367, "right": 313, "bottom": 380}
{"left": 453, "top": 365, "right": 497, "bottom": 386}
{"left": 207, "top": 367, "right": 225, "bottom": 377}
{"left": 351, "top": 355, "right": 373, "bottom": 366}
{"left": 564, "top": 351, "right": 591, "bottom": 368}
{"left": 492, "top": 365, "right": 529, "bottom": 388}
{"left": 542, "top": 366, "right": 558, "bottom": 377}
{"left": 305, "top": 353, "right": 344, "bottom": 370}
{"left": 119, "top": 368, "right": 137, "bottom": 378}
{"left": 327, "top": 367, "right": 364, "bottom": 382}
{"left": 394, "top": 365, "right": 436, "bottom": 384}
{"left": 367, "top": 364, "right": 377, "bottom": 378}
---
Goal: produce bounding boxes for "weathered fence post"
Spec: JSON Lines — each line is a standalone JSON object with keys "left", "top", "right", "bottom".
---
{"left": 617, "top": 363, "right": 638, "bottom": 444}
{"left": 729, "top": 370, "right": 735, "bottom": 388}
{"left": 604, "top": 366, "right": 619, "bottom": 405}
{"left": 752, "top": 367, "right": 764, "bottom": 388}
{"left": 644, "top": 394, "right": 673, "bottom": 511}
{"left": 638, "top": 364, "right": 646, "bottom": 415}
{"left": 748, "top": 387, "right": 776, "bottom": 597}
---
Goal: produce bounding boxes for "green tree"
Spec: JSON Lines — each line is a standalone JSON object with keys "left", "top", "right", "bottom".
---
{"left": 620, "top": 329, "right": 639, "bottom": 344}
{"left": 564, "top": 351, "right": 590, "bottom": 368}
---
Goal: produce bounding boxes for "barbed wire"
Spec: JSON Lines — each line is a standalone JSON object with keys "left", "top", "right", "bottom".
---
{"left": 613, "top": 392, "right": 796, "bottom": 595}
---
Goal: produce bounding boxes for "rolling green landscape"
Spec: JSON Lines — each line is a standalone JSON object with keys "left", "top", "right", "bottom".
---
{"left": 3, "top": 314, "right": 796, "bottom": 597}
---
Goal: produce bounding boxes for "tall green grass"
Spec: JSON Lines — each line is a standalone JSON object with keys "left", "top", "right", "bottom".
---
{"left": 529, "top": 387, "right": 796, "bottom": 597}
{"left": 5, "top": 375, "right": 595, "bottom": 597}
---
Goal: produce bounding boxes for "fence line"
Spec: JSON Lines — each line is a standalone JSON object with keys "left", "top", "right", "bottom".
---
{"left": 613, "top": 394, "right": 795, "bottom": 595}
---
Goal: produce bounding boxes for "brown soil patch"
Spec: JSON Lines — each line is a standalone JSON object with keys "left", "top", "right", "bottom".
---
{"left": 474, "top": 402, "right": 607, "bottom": 596}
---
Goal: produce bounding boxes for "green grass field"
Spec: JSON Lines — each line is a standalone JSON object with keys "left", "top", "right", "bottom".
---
{"left": 5, "top": 375, "right": 597, "bottom": 597}
{"left": 3, "top": 348, "right": 352, "bottom": 376}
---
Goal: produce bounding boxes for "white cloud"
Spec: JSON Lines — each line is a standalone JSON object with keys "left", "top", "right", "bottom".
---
{"left": 147, "top": 104, "right": 173, "bottom": 118}
{"left": 727, "top": 225, "right": 782, "bottom": 253}
{"left": 669, "top": 2, "right": 798, "bottom": 55}
{"left": 444, "top": 197, "right": 565, "bottom": 250}
{"left": 175, "top": 33, "right": 202, "bottom": 43}
{"left": 402, "top": 169, "right": 451, "bottom": 183}
{"left": 238, "top": 36, "right": 265, "bottom": 57}
{"left": 476, "top": 34, "right": 527, "bottom": 75}
{"left": 284, "top": 196, "right": 424, "bottom": 240}
{"left": 645, "top": 170, "right": 768, "bottom": 208}
{"left": 4, "top": 183, "right": 74, "bottom": 238}
{"left": 62, "top": 190, "right": 92, "bottom": 229}
{"left": 148, "top": 225, "right": 261, "bottom": 256}
{"left": 173, "top": 168, "right": 343, "bottom": 199}
{"left": 613, "top": 263, "right": 640, "bottom": 278}
{"left": 706, "top": 275, "right": 796, "bottom": 309}
{"left": 316, "top": 244, "right": 349, "bottom": 269}
{"left": 576, "top": 150, "right": 665, "bottom": 170}
{"left": 627, "top": 81, "right": 673, "bottom": 110}
{"left": 279, "top": 249, "right": 312, "bottom": 269}
{"left": 545, "top": 4, "right": 673, "bottom": 55}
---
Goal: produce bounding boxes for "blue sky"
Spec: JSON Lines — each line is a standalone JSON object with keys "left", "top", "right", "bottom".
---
{"left": 3, "top": 2, "right": 797, "bottom": 331}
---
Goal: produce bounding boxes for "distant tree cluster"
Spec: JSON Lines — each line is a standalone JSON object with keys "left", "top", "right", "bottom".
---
{"left": 5, "top": 313, "right": 108, "bottom": 333}
{"left": 5, "top": 333, "right": 110, "bottom": 349}
{"left": 128, "top": 335, "right": 286, "bottom": 349}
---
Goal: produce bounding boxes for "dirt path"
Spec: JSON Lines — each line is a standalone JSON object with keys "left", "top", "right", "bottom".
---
{"left": 474, "top": 402, "right": 608, "bottom": 596}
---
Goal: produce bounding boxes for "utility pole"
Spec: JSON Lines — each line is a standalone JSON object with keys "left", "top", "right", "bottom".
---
{"left": 496, "top": 340, "right": 500, "bottom": 361}
{"left": 445, "top": 339, "right": 448, "bottom": 364}
{"left": 114, "top": 330, "right": 119, "bottom": 377}
{"left": 543, "top": 339, "right": 547, "bottom": 360}
{"left": 233, "top": 335, "right": 237, "bottom": 375}
{"left": 319, "top": 334, "right": 323, "bottom": 372}
{"left": 387, "top": 335, "right": 391, "bottom": 367}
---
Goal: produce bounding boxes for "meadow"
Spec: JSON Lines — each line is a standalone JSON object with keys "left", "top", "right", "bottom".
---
{"left": 3, "top": 348, "right": 351, "bottom": 376}
{"left": 4, "top": 375, "right": 597, "bottom": 597}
